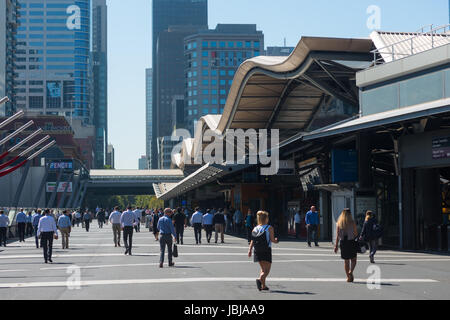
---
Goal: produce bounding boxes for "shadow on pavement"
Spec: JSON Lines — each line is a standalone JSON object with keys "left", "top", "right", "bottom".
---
{"left": 270, "top": 290, "right": 316, "bottom": 295}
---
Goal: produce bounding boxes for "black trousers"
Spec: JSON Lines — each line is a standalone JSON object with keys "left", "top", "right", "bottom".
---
{"left": 159, "top": 234, "right": 173, "bottom": 264}
{"left": 0, "top": 227, "right": 6, "bottom": 246}
{"left": 26, "top": 223, "right": 33, "bottom": 236}
{"left": 193, "top": 223, "right": 202, "bottom": 243}
{"left": 307, "top": 224, "right": 318, "bottom": 245}
{"left": 17, "top": 222, "right": 26, "bottom": 241}
{"left": 175, "top": 224, "right": 184, "bottom": 244}
{"left": 40, "top": 232, "right": 54, "bottom": 262}
{"left": 204, "top": 225, "right": 213, "bottom": 242}
{"left": 295, "top": 223, "right": 301, "bottom": 239}
{"left": 85, "top": 221, "right": 90, "bottom": 232}
{"left": 123, "top": 226, "right": 133, "bottom": 253}
{"left": 33, "top": 226, "right": 39, "bottom": 248}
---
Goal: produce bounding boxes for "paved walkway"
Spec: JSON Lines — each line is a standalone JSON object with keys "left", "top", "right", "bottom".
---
{"left": 0, "top": 224, "right": 449, "bottom": 300}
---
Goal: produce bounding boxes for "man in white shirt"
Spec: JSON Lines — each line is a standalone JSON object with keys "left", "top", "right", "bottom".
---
{"left": 294, "top": 211, "right": 301, "bottom": 239}
{"left": 190, "top": 207, "right": 203, "bottom": 245}
{"left": 109, "top": 206, "right": 122, "bottom": 247}
{"left": 37, "top": 209, "right": 58, "bottom": 264}
{"left": 75, "top": 210, "right": 82, "bottom": 227}
{"left": 202, "top": 210, "right": 214, "bottom": 243}
{"left": 0, "top": 210, "right": 10, "bottom": 247}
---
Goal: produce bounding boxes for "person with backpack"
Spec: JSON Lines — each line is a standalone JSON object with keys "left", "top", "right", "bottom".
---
{"left": 359, "top": 210, "right": 381, "bottom": 264}
{"left": 248, "top": 211, "right": 279, "bottom": 291}
{"left": 334, "top": 208, "right": 358, "bottom": 282}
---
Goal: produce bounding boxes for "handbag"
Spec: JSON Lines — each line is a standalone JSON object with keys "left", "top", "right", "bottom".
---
{"left": 355, "top": 238, "right": 368, "bottom": 254}
{"left": 173, "top": 244, "right": 178, "bottom": 258}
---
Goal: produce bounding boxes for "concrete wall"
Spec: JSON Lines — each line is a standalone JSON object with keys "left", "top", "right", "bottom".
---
{"left": 0, "top": 166, "right": 46, "bottom": 208}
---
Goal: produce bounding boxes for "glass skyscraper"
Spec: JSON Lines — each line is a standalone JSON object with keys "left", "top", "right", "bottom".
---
{"left": 92, "top": 0, "right": 107, "bottom": 168}
{"left": 145, "top": 68, "right": 152, "bottom": 169}
{"left": 14, "top": 0, "right": 92, "bottom": 124}
{"left": 151, "top": 0, "right": 208, "bottom": 169}
{"left": 184, "top": 24, "right": 264, "bottom": 134}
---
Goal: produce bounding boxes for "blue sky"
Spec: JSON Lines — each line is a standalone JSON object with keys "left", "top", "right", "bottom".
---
{"left": 107, "top": 0, "right": 449, "bottom": 169}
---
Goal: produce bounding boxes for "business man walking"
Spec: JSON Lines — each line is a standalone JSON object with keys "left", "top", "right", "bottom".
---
{"left": 109, "top": 206, "right": 122, "bottom": 247}
{"left": 37, "top": 209, "right": 58, "bottom": 263}
{"left": 306, "top": 206, "right": 320, "bottom": 247}
{"left": 157, "top": 208, "right": 177, "bottom": 268}
{"left": 120, "top": 206, "right": 137, "bottom": 255}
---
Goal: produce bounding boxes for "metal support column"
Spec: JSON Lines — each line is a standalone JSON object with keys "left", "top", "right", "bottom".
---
{"left": 11, "top": 161, "right": 31, "bottom": 208}
{"left": 57, "top": 172, "right": 74, "bottom": 209}
{"left": 66, "top": 176, "right": 80, "bottom": 209}
{"left": 75, "top": 181, "right": 88, "bottom": 208}
{"left": 46, "top": 168, "right": 63, "bottom": 208}
{"left": 33, "top": 165, "right": 49, "bottom": 208}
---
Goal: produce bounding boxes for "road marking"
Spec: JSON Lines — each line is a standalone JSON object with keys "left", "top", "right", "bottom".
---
{"left": 0, "top": 277, "right": 438, "bottom": 288}
{"left": 37, "top": 258, "right": 450, "bottom": 271}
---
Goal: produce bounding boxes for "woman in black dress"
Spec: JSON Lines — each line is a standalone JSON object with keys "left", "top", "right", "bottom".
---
{"left": 248, "top": 211, "right": 278, "bottom": 291}
{"left": 334, "top": 208, "right": 358, "bottom": 282}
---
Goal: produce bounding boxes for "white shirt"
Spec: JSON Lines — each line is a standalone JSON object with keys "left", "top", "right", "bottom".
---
{"left": 37, "top": 215, "right": 58, "bottom": 237}
{"left": 133, "top": 209, "right": 142, "bottom": 221}
{"left": 109, "top": 211, "right": 121, "bottom": 224}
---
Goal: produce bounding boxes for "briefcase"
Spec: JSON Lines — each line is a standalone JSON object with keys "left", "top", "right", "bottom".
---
{"left": 173, "top": 244, "right": 178, "bottom": 258}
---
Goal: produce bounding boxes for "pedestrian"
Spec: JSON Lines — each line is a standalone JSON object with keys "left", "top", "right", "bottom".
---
{"left": 26, "top": 211, "right": 33, "bottom": 236}
{"left": 109, "top": 206, "right": 122, "bottom": 247}
{"left": 120, "top": 206, "right": 137, "bottom": 255}
{"left": 32, "top": 209, "right": 43, "bottom": 248}
{"left": 16, "top": 208, "right": 27, "bottom": 242}
{"left": 294, "top": 210, "right": 301, "bottom": 239}
{"left": 37, "top": 209, "right": 59, "bottom": 264}
{"left": 213, "top": 209, "right": 226, "bottom": 244}
{"left": 334, "top": 208, "right": 358, "bottom": 282}
{"left": 152, "top": 210, "right": 160, "bottom": 241}
{"left": 173, "top": 207, "right": 187, "bottom": 245}
{"left": 0, "top": 210, "right": 10, "bottom": 247}
{"left": 57, "top": 210, "right": 72, "bottom": 249}
{"left": 359, "top": 210, "right": 378, "bottom": 264}
{"left": 305, "top": 206, "right": 319, "bottom": 247}
{"left": 157, "top": 208, "right": 177, "bottom": 268}
{"left": 83, "top": 210, "right": 92, "bottom": 232}
{"left": 226, "top": 210, "right": 233, "bottom": 233}
{"left": 202, "top": 209, "right": 214, "bottom": 243}
{"left": 248, "top": 210, "right": 279, "bottom": 291}
{"left": 190, "top": 207, "right": 203, "bottom": 245}
{"left": 75, "top": 209, "right": 82, "bottom": 227}
{"left": 145, "top": 209, "right": 152, "bottom": 231}
{"left": 233, "top": 208, "right": 243, "bottom": 234}
{"left": 97, "top": 209, "right": 105, "bottom": 229}
{"left": 245, "top": 209, "right": 255, "bottom": 244}
{"left": 133, "top": 207, "right": 141, "bottom": 233}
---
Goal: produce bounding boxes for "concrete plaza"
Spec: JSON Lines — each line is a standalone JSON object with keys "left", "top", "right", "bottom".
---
{"left": 0, "top": 224, "right": 449, "bottom": 300}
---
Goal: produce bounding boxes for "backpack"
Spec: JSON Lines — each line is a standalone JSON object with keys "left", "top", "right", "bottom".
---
{"left": 252, "top": 225, "right": 270, "bottom": 252}
{"left": 372, "top": 223, "right": 384, "bottom": 239}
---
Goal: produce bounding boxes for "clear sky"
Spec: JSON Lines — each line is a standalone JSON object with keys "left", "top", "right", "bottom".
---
{"left": 107, "top": 0, "right": 449, "bottom": 169}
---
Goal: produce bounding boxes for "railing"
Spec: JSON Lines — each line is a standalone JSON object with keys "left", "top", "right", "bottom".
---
{"left": 371, "top": 24, "right": 450, "bottom": 66}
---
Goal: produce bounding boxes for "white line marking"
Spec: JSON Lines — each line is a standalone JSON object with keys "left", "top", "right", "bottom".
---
{"left": 0, "top": 277, "right": 438, "bottom": 288}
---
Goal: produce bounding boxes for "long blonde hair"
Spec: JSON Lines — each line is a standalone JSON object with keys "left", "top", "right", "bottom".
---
{"left": 337, "top": 209, "right": 354, "bottom": 230}
{"left": 257, "top": 211, "right": 269, "bottom": 225}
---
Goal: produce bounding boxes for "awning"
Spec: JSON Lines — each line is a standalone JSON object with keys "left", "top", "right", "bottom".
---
{"left": 155, "top": 163, "right": 250, "bottom": 201}
{"left": 303, "top": 97, "right": 450, "bottom": 141}
{"left": 153, "top": 183, "right": 179, "bottom": 199}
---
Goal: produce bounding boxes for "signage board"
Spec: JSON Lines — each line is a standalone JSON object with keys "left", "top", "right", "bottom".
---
{"left": 46, "top": 182, "right": 72, "bottom": 193}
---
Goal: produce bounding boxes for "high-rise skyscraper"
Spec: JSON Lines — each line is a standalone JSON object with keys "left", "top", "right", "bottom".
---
{"left": 106, "top": 143, "right": 114, "bottom": 169}
{"left": 151, "top": 0, "right": 208, "bottom": 168}
{"left": 13, "top": 0, "right": 92, "bottom": 124}
{"left": 0, "top": 0, "right": 19, "bottom": 117}
{"left": 145, "top": 68, "right": 152, "bottom": 169}
{"left": 92, "top": 0, "right": 107, "bottom": 169}
{"left": 184, "top": 24, "right": 264, "bottom": 134}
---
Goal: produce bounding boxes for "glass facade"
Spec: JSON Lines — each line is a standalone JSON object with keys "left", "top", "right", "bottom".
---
{"left": 361, "top": 67, "right": 450, "bottom": 116}
{"left": 184, "top": 24, "right": 264, "bottom": 134}
{"left": 14, "top": 0, "right": 92, "bottom": 124}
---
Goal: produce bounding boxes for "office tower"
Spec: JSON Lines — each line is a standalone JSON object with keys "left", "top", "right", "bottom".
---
{"left": 171, "top": 94, "right": 184, "bottom": 130}
{"left": 151, "top": 0, "right": 208, "bottom": 168}
{"left": 0, "top": 0, "right": 19, "bottom": 116}
{"left": 138, "top": 155, "right": 148, "bottom": 170}
{"left": 266, "top": 46, "right": 294, "bottom": 56}
{"left": 13, "top": 0, "right": 92, "bottom": 124}
{"left": 158, "top": 136, "right": 182, "bottom": 169}
{"left": 145, "top": 68, "right": 152, "bottom": 169}
{"left": 92, "top": 0, "right": 107, "bottom": 168}
{"left": 184, "top": 24, "right": 264, "bottom": 133}
{"left": 106, "top": 143, "right": 114, "bottom": 169}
